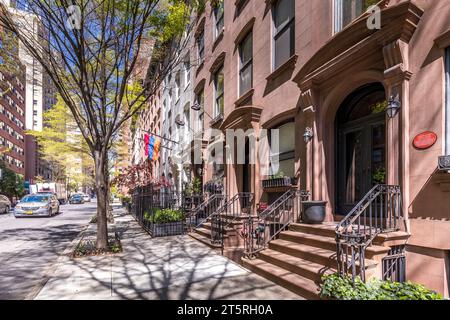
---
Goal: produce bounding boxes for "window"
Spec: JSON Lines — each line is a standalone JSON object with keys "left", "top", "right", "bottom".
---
{"left": 446, "top": 47, "right": 450, "bottom": 155}
{"left": 213, "top": 0, "right": 224, "bottom": 39}
{"left": 273, "top": 0, "right": 295, "bottom": 70}
{"left": 239, "top": 32, "right": 253, "bottom": 96}
{"left": 195, "top": 90, "right": 205, "bottom": 133}
{"left": 214, "top": 67, "right": 224, "bottom": 117}
{"left": 334, "top": 0, "right": 373, "bottom": 33}
{"left": 184, "top": 57, "right": 191, "bottom": 88}
{"left": 175, "top": 73, "right": 180, "bottom": 101}
{"left": 269, "top": 121, "right": 295, "bottom": 178}
{"left": 197, "top": 30, "right": 205, "bottom": 63}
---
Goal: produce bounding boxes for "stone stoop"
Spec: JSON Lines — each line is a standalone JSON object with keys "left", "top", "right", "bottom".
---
{"left": 241, "top": 223, "right": 409, "bottom": 300}
{"left": 188, "top": 214, "right": 253, "bottom": 253}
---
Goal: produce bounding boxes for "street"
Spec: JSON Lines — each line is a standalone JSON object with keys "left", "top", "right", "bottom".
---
{"left": 0, "top": 202, "right": 96, "bottom": 300}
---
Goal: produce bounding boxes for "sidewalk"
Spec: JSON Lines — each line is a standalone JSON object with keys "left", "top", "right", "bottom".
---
{"left": 35, "top": 209, "right": 302, "bottom": 300}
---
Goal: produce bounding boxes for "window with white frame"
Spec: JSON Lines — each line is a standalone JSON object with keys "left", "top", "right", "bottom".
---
{"left": 239, "top": 32, "right": 253, "bottom": 96}
{"left": 273, "top": 0, "right": 295, "bottom": 70}
{"left": 333, "top": 0, "right": 374, "bottom": 34}
{"left": 195, "top": 89, "right": 205, "bottom": 133}
{"left": 184, "top": 56, "right": 191, "bottom": 88}
{"left": 197, "top": 30, "right": 205, "bottom": 63}
{"left": 213, "top": 0, "right": 224, "bottom": 40}
{"left": 175, "top": 72, "right": 180, "bottom": 101}
{"left": 445, "top": 47, "right": 450, "bottom": 155}
{"left": 269, "top": 121, "right": 295, "bottom": 178}
{"left": 214, "top": 67, "right": 224, "bottom": 117}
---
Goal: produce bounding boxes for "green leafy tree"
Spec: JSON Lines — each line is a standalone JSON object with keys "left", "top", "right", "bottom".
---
{"left": 0, "top": 161, "right": 25, "bottom": 198}
{"left": 0, "top": 0, "right": 196, "bottom": 249}
{"left": 29, "top": 94, "right": 95, "bottom": 188}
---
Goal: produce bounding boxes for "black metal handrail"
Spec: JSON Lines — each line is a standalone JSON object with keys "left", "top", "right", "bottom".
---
{"left": 243, "top": 190, "right": 310, "bottom": 258}
{"left": 189, "top": 194, "right": 225, "bottom": 230}
{"left": 335, "top": 184, "right": 402, "bottom": 282}
{"left": 210, "top": 192, "right": 254, "bottom": 254}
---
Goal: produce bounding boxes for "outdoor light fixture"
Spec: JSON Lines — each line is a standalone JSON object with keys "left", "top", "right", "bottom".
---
{"left": 197, "top": 167, "right": 203, "bottom": 176}
{"left": 387, "top": 95, "right": 401, "bottom": 119}
{"left": 303, "top": 127, "right": 314, "bottom": 143}
{"left": 191, "top": 102, "right": 202, "bottom": 111}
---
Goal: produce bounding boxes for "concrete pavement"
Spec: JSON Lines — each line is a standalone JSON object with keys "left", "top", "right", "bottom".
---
{"left": 35, "top": 209, "right": 303, "bottom": 300}
{"left": 0, "top": 202, "right": 96, "bottom": 299}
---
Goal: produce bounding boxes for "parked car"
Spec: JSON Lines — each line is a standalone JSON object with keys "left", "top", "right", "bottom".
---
{"left": 69, "top": 194, "right": 85, "bottom": 204}
{"left": 82, "top": 194, "right": 91, "bottom": 202}
{"left": 0, "top": 195, "right": 12, "bottom": 214}
{"left": 14, "top": 194, "right": 60, "bottom": 218}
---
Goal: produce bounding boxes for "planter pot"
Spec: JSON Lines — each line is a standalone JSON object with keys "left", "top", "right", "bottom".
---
{"left": 150, "top": 221, "right": 185, "bottom": 237}
{"left": 302, "top": 201, "right": 327, "bottom": 224}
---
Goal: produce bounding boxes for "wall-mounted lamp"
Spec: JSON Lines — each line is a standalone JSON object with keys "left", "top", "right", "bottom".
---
{"left": 191, "top": 102, "right": 202, "bottom": 111}
{"left": 303, "top": 127, "right": 314, "bottom": 143}
{"left": 387, "top": 95, "right": 401, "bottom": 119}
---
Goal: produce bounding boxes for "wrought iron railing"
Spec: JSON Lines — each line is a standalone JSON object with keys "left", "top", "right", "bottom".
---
{"left": 243, "top": 190, "right": 310, "bottom": 258}
{"left": 335, "top": 185, "right": 402, "bottom": 282}
{"left": 262, "top": 177, "right": 296, "bottom": 189}
{"left": 210, "top": 192, "right": 254, "bottom": 254}
{"left": 188, "top": 194, "right": 225, "bottom": 230}
{"left": 382, "top": 245, "right": 406, "bottom": 283}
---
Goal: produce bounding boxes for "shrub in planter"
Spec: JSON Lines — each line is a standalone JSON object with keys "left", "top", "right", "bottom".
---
{"left": 145, "top": 208, "right": 185, "bottom": 224}
{"left": 320, "top": 273, "right": 443, "bottom": 300}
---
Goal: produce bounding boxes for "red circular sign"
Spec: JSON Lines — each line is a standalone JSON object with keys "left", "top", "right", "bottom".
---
{"left": 413, "top": 131, "right": 437, "bottom": 150}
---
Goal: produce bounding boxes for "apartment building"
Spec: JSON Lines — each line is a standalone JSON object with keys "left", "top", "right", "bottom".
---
{"left": 0, "top": 27, "right": 26, "bottom": 176}
{"left": 4, "top": 0, "right": 57, "bottom": 183}
{"left": 186, "top": 0, "right": 450, "bottom": 297}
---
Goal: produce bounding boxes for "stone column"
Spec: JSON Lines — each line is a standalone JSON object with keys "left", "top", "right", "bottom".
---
{"left": 383, "top": 39, "right": 412, "bottom": 232}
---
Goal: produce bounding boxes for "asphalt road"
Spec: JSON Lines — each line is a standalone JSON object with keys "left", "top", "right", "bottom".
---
{"left": 0, "top": 202, "right": 97, "bottom": 299}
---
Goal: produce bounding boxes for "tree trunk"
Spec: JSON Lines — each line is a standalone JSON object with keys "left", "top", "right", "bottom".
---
{"left": 94, "top": 149, "right": 109, "bottom": 249}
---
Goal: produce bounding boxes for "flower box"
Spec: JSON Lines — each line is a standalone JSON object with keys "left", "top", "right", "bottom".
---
{"left": 147, "top": 221, "right": 185, "bottom": 237}
{"left": 262, "top": 177, "right": 296, "bottom": 189}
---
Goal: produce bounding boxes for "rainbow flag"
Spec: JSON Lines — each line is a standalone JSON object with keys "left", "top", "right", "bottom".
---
{"left": 152, "top": 139, "right": 161, "bottom": 161}
{"left": 148, "top": 135, "right": 156, "bottom": 159}
{"left": 144, "top": 134, "right": 150, "bottom": 156}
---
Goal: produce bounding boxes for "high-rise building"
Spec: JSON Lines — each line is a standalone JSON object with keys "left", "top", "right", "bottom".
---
{"left": 0, "top": 25, "right": 26, "bottom": 176}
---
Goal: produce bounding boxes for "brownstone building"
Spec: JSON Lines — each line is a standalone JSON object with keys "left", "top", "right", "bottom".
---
{"left": 188, "top": 0, "right": 450, "bottom": 297}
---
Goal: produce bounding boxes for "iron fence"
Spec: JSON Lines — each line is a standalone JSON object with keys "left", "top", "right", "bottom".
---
{"left": 131, "top": 185, "right": 185, "bottom": 237}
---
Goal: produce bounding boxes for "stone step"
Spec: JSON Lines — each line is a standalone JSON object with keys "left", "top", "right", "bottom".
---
{"left": 290, "top": 223, "right": 409, "bottom": 247}
{"left": 269, "top": 239, "right": 378, "bottom": 271}
{"left": 258, "top": 249, "right": 335, "bottom": 282}
{"left": 194, "top": 227, "right": 213, "bottom": 239}
{"left": 280, "top": 231, "right": 390, "bottom": 261}
{"left": 242, "top": 258, "right": 320, "bottom": 300}
{"left": 188, "top": 232, "right": 222, "bottom": 250}
{"left": 289, "top": 223, "right": 337, "bottom": 238}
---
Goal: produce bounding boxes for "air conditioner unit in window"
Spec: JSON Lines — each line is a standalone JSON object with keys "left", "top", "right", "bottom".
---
{"left": 438, "top": 155, "right": 450, "bottom": 171}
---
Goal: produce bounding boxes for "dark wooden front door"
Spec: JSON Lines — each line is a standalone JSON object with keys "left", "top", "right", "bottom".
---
{"left": 336, "top": 83, "right": 386, "bottom": 215}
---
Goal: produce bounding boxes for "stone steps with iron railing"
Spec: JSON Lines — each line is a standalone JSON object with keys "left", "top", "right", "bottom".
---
{"left": 335, "top": 185, "right": 410, "bottom": 282}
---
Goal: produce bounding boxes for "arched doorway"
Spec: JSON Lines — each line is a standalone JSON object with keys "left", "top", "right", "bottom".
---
{"left": 335, "top": 83, "right": 387, "bottom": 215}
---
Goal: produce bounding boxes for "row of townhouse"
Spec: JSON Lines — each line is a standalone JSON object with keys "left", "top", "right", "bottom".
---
{"left": 133, "top": 0, "right": 450, "bottom": 297}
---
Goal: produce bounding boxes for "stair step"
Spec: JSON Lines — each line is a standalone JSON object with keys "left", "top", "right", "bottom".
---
{"left": 188, "top": 232, "right": 222, "bottom": 249}
{"left": 259, "top": 249, "right": 335, "bottom": 282}
{"left": 280, "top": 231, "right": 390, "bottom": 259}
{"left": 242, "top": 258, "right": 320, "bottom": 300}
{"left": 290, "top": 223, "right": 409, "bottom": 247}
{"left": 289, "top": 223, "right": 337, "bottom": 237}
{"left": 194, "top": 227, "right": 212, "bottom": 239}
{"left": 269, "top": 239, "right": 378, "bottom": 270}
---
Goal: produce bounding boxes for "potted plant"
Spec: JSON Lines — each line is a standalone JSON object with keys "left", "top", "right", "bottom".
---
{"left": 302, "top": 200, "right": 327, "bottom": 224}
